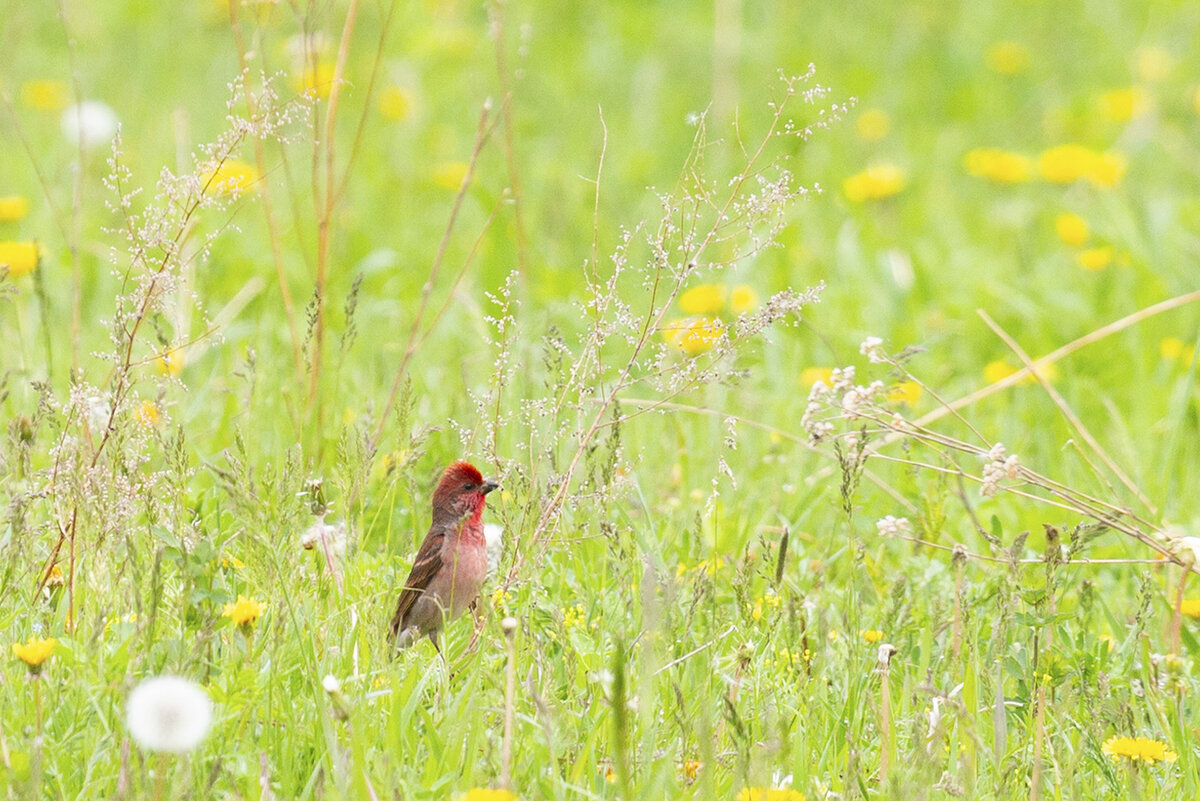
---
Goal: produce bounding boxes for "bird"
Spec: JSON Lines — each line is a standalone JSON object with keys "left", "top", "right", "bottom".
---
{"left": 389, "top": 461, "right": 499, "bottom": 653}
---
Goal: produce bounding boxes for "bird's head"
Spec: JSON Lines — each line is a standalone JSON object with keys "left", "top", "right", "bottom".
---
{"left": 431, "top": 461, "right": 499, "bottom": 523}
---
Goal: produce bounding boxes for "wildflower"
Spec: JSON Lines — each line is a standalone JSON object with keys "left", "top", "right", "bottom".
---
{"left": 679, "top": 284, "right": 726, "bottom": 315}
{"left": 1087, "top": 151, "right": 1127, "bottom": 187}
{"left": 484, "top": 522, "right": 503, "bottom": 577}
{"left": 1076, "top": 246, "right": 1113, "bottom": 271}
{"left": 295, "top": 61, "right": 336, "bottom": 99}
{"left": 432, "top": 161, "right": 469, "bottom": 191}
{"left": 859, "top": 336, "right": 885, "bottom": 362}
{"left": 61, "top": 101, "right": 119, "bottom": 149}
{"left": 876, "top": 516, "right": 911, "bottom": 538}
{"left": 491, "top": 587, "right": 512, "bottom": 607}
{"left": 300, "top": 517, "right": 348, "bottom": 557}
{"left": 219, "top": 553, "right": 244, "bottom": 570}
{"left": 843, "top": 163, "right": 907, "bottom": 202}
{"left": 861, "top": 630, "right": 883, "bottom": 643}
{"left": 126, "top": 676, "right": 213, "bottom": 753}
{"left": 963, "top": 148, "right": 1033, "bottom": 183}
{"left": 44, "top": 564, "right": 65, "bottom": 588}
{"left": 1039, "top": 144, "right": 1127, "bottom": 187}
{"left": 981, "top": 444, "right": 1020, "bottom": 497}
{"left": 984, "top": 359, "right": 1057, "bottom": 385}
{"left": 157, "top": 349, "right": 185, "bottom": 376}
{"left": 222, "top": 594, "right": 265, "bottom": 629}
{"left": 1099, "top": 633, "right": 1115, "bottom": 651}
{"left": 202, "top": 160, "right": 260, "bottom": 196}
{"left": 664, "top": 317, "right": 724, "bottom": 356}
{"left": 682, "top": 759, "right": 702, "bottom": 780}
{"left": 1054, "top": 212, "right": 1089, "bottom": 247}
{"left": 1135, "top": 47, "right": 1173, "bottom": 82}
{"left": 855, "top": 109, "right": 891, "bottom": 141}
{"left": 603, "top": 765, "right": 617, "bottom": 783}
{"left": 1099, "top": 88, "right": 1149, "bottom": 123}
{"left": 750, "top": 592, "right": 781, "bottom": 621}
{"left": 729, "top": 284, "right": 759, "bottom": 315}
{"left": 563, "top": 604, "right": 586, "bottom": 629}
{"left": 378, "top": 85, "right": 415, "bottom": 121}
{"left": 0, "top": 241, "right": 39, "bottom": 277}
{"left": 12, "top": 637, "right": 57, "bottom": 674}
{"left": 135, "top": 400, "right": 161, "bottom": 427}
{"left": 20, "top": 80, "right": 68, "bottom": 112}
{"left": 458, "top": 788, "right": 519, "bottom": 801}
{"left": 0, "top": 196, "right": 29, "bottom": 222}
{"left": 889, "top": 381, "right": 921, "bottom": 406}
{"left": 1101, "top": 736, "right": 1177, "bottom": 765}
{"left": 800, "top": 367, "right": 833, "bottom": 389}
{"left": 985, "top": 41, "right": 1030, "bottom": 74}
{"left": 737, "top": 789, "right": 805, "bottom": 801}
{"left": 1181, "top": 599, "right": 1200, "bottom": 619}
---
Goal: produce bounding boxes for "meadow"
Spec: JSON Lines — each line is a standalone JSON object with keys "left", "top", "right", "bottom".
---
{"left": 2, "top": 0, "right": 1200, "bottom": 798}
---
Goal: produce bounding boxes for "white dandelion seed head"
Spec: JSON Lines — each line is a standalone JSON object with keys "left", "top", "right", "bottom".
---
{"left": 484, "top": 523, "right": 504, "bottom": 576}
{"left": 126, "top": 676, "right": 213, "bottom": 754}
{"left": 322, "top": 674, "right": 342, "bottom": 694}
{"left": 61, "top": 101, "right": 120, "bottom": 149}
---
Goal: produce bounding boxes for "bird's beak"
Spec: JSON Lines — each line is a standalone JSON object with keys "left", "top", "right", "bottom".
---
{"left": 482, "top": 480, "right": 500, "bottom": 496}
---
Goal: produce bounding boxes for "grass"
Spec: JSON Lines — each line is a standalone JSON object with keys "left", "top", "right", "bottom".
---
{"left": 2, "top": 0, "right": 1200, "bottom": 798}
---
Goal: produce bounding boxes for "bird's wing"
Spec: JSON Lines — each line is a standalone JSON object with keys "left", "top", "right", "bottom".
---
{"left": 389, "top": 529, "right": 445, "bottom": 641}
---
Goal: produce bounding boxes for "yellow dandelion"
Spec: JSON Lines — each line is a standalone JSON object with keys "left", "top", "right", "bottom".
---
{"left": 682, "top": 759, "right": 702, "bottom": 780}
{"left": 679, "top": 284, "right": 726, "bottom": 315}
{"left": 1039, "top": 144, "right": 1127, "bottom": 187}
{"left": 1099, "top": 87, "right": 1149, "bottom": 123}
{"left": 203, "top": 160, "right": 260, "bottom": 196}
{"left": 861, "top": 630, "right": 884, "bottom": 643}
{"left": 0, "top": 241, "right": 39, "bottom": 278}
{"left": 1101, "top": 736, "right": 1177, "bottom": 765}
{"left": 44, "top": 564, "right": 65, "bottom": 587}
{"left": 984, "top": 360, "right": 1018, "bottom": 384}
{"left": 135, "top": 400, "right": 161, "bottom": 427}
{"left": 1076, "top": 246, "right": 1113, "bottom": 271}
{"left": 855, "top": 109, "right": 891, "bottom": 141}
{"left": 1054, "top": 212, "right": 1089, "bottom": 247}
{"left": 729, "top": 284, "right": 759, "bottom": 315}
{"left": 378, "top": 86, "right": 415, "bottom": 121}
{"left": 985, "top": 41, "right": 1030, "bottom": 75}
{"left": 0, "top": 196, "right": 30, "bottom": 222}
{"left": 843, "top": 163, "right": 907, "bottom": 202}
{"left": 295, "top": 61, "right": 336, "bottom": 99}
{"left": 1180, "top": 599, "right": 1200, "bottom": 619}
{"left": 221, "top": 594, "right": 265, "bottom": 628}
{"left": 12, "top": 637, "right": 57, "bottom": 673}
{"left": 458, "top": 790, "right": 519, "bottom": 801}
{"left": 963, "top": 148, "right": 1033, "bottom": 184}
{"left": 431, "top": 161, "right": 469, "bottom": 191}
{"left": 1088, "top": 151, "right": 1127, "bottom": 187}
{"left": 801, "top": 366, "right": 834, "bottom": 389}
{"left": 889, "top": 380, "right": 921, "bottom": 406}
{"left": 737, "top": 789, "right": 806, "bottom": 801}
{"left": 20, "top": 80, "right": 69, "bottom": 112}
{"left": 157, "top": 349, "right": 185, "bottom": 376}
{"left": 664, "top": 317, "right": 724, "bottom": 356}
{"left": 1135, "top": 47, "right": 1173, "bottom": 82}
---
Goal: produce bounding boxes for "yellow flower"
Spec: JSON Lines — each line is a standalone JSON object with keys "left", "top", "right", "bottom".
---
{"left": 985, "top": 41, "right": 1029, "bottom": 75}
{"left": 203, "top": 160, "right": 260, "bottom": 196}
{"left": 1098, "top": 633, "right": 1115, "bottom": 652}
{"left": 983, "top": 360, "right": 1057, "bottom": 385}
{"left": 0, "top": 241, "right": 39, "bottom": 278}
{"left": 0, "top": 196, "right": 30, "bottom": 222}
{"left": 855, "top": 109, "right": 891, "bottom": 141}
{"left": 729, "top": 284, "right": 759, "bottom": 315}
{"left": 963, "top": 148, "right": 1033, "bottom": 184}
{"left": 801, "top": 366, "right": 833, "bottom": 389}
{"left": 889, "top": 380, "right": 921, "bottom": 406}
{"left": 603, "top": 766, "right": 617, "bottom": 783}
{"left": 664, "top": 317, "right": 724, "bottom": 356}
{"left": 1098, "top": 87, "right": 1149, "bottom": 123}
{"left": 135, "top": 400, "right": 161, "bottom": 427}
{"left": 1054, "top": 212, "right": 1089, "bottom": 247}
{"left": 295, "top": 61, "right": 336, "bottom": 99}
{"left": 1076, "top": 246, "right": 1113, "bottom": 271}
{"left": 563, "top": 604, "right": 585, "bottom": 629}
{"left": 1087, "top": 151, "right": 1127, "bottom": 187}
{"left": 737, "top": 789, "right": 806, "bottom": 801}
{"left": 491, "top": 587, "right": 512, "bottom": 607}
{"left": 679, "top": 284, "right": 726, "bottom": 315}
{"left": 432, "top": 161, "right": 470, "bottom": 191}
{"left": 1135, "top": 47, "right": 1173, "bottom": 82}
{"left": 20, "top": 80, "right": 69, "bottom": 112}
{"left": 44, "top": 564, "right": 65, "bottom": 587}
{"left": 682, "top": 759, "right": 702, "bottom": 780}
{"left": 12, "top": 637, "right": 57, "bottom": 673}
{"left": 843, "top": 163, "right": 907, "bottom": 202}
{"left": 1180, "top": 599, "right": 1200, "bottom": 619}
{"left": 458, "top": 790, "right": 519, "bottom": 801}
{"left": 1101, "top": 736, "right": 1177, "bottom": 765}
{"left": 222, "top": 595, "right": 265, "bottom": 628}
{"left": 1039, "top": 144, "right": 1127, "bottom": 187}
{"left": 378, "top": 86, "right": 415, "bottom": 121}
{"left": 157, "top": 349, "right": 185, "bottom": 376}
{"left": 860, "top": 630, "right": 883, "bottom": 643}
{"left": 219, "top": 553, "right": 244, "bottom": 571}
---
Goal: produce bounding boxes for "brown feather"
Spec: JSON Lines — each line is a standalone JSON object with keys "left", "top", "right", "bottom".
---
{"left": 388, "top": 529, "right": 444, "bottom": 640}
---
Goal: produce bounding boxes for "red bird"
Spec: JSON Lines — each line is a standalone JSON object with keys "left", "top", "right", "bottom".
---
{"left": 389, "top": 461, "right": 499, "bottom": 652}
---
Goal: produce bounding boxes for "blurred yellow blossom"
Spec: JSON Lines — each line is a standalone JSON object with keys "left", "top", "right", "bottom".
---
{"left": 219, "top": 553, "right": 245, "bottom": 571}
{"left": 432, "top": 161, "right": 469, "bottom": 191}
{"left": 1098, "top": 87, "right": 1149, "bottom": 122}
{"left": 664, "top": 317, "right": 724, "bottom": 356}
{"left": 984, "top": 360, "right": 1057, "bottom": 385}
{"left": 378, "top": 85, "right": 415, "bottom": 121}
{"left": 1180, "top": 599, "right": 1200, "bottom": 618}
{"left": 861, "top": 630, "right": 883, "bottom": 643}
{"left": 855, "top": 109, "right": 891, "bottom": 141}
{"left": 682, "top": 760, "right": 702, "bottom": 780}
{"left": 801, "top": 367, "right": 833, "bottom": 389}
{"left": 1135, "top": 47, "right": 1173, "bottom": 82}
{"left": 12, "top": 637, "right": 56, "bottom": 673}
{"left": 729, "top": 285, "right": 759, "bottom": 315}
{"left": 737, "top": 789, "right": 805, "bottom": 801}
{"left": 44, "top": 564, "right": 64, "bottom": 587}
{"left": 203, "top": 160, "right": 260, "bottom": 196}
{"left": 20, "top": 80, "right": 68, "bottom": 112}
{"left": 1054, "top": 212, "right": 1089, "bottom": 247}
{"left": 1039, "top": 144, "right": 1127, "bottom": 187}
{"left": 0, "top": 196, "right": 30, "bottom": 222}
{"left": 1075, "top": 246, "right": 1113, "bottom": 271}
{"left": 844, "top": 163, "right": 907, "bottom": 201}
{"left": 295, "top": 61, "right": 336, "bottom": 99}
{"left": 1101, "top": 736, "right": 1176, "bottom": 765}
{"left": 1087, "top": 151, "right": 1127, "bottom": 187}
{"left": 889, "top": 381, "right": 921, "bottom": 406}
{"left": 458, "top": 790, "right": 518, "bottom": 801}
{"left": 135, "top": 400, "right": 161, "bottom": 427}
{"left": 222, "top": 595, "right": 264, "bottom": 628}
{"left": 157, "top": 349, "right": 185, "bottom": 376}
{"left": 562, "top": 604, "right": 585, "bottom": 629}
{"left": 0, "top": 241, "right": 39, "bottom": 277}
{"left": 750, "top": 592, "right": 781, "bottom": 621}
{"left": 963, "top": 148, "right": 1033, "bottom": 183}
{"left": 985, "top": 41, "right": 1029, "bottom": 74}
{"left": 679, "top": 284, "right": 726, "bottom": 315}
{"left": 1160, "top": 337, "right": 1195, "bottom": 365}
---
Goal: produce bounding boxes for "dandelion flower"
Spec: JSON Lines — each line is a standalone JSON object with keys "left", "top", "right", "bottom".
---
{"left": 985, "top": 41, "right": 1029, "bottom": 74}
{"left": 737, "top": 789, "right": 805, "bottom": 801}
{"left": 679, "top": 284, "right": 726, "bottom": 315}
{"left": 1076, "top": 246, "right": 1113, "bottom": 271}
{"left": 801, "top": 366, "right": 833, "bottom": 389}
{"left": 12, "top": 637, "right": 57, "bottom": 674}
{"left": 20, "top": 80, "right": 68, "bottom": 112}
{"left": 1180, "top": 599, "right": 1200, "bottom": 619}
{"left": 157, "top": 349, "right": 185, "bottom": 376}
{"left": 963, "top": 148, "right": 1033, "bottom": 184}
{"left": 135, "top": 400, "right": 161, "bottom": 427}
{"left": 664, "top": 317, "right": 724, "bottom": 356}
{"left": 0, "top": 241, "right": 39, "bottom": 278}
{"left": 861, "top": 630, "right": 884, "bottom": 643}
{"left": 1039, "top": 144, "right": 1126, "bottom": 187}
{"left": 889, "top": 380, "right": 921, "bottom": 406}
{"left": 222, "top": 595, "right": 265, "bottom": 629}
{"left": 295, "top": 61, "right": 336, "bottom": 99}
{"left": 61, "top": 101, "right": 119, "bottom": 149}
{"left": 855, "top": 109, "right": 890, "bottom": 141}
{"left": 203, "top": 160, "right": 260, "bottom": 196}
{"left": 126, "top": 676, "right": 213, "bottom": 753}
{"left": 0, "top": 196, "right": 30, "bottom": 222}
{"left": 1054, "top": 212, "right": 1089, "bottom": 247}
{"left": 432, "top": 162, "right": 469, "bottom": 191}
{"left": 1099, "top": 88, "right": 1149, "bottom": 123}
{"left": 729, "top": 284, "right": 759, "bottom": 315}
{"left": 1101, "top": 736, "right": 1177, "bottom": 765}
{"left": 843, "top": 163, "right": 907, "bottom": 202}
{"left": 378, "top": 86, "right": 415, "bottom": 121}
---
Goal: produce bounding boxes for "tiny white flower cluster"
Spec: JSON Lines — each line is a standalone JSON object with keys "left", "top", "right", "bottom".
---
{"left": 859, "top": 335, "right": 886, "bottom": 363}
{"left": 876, "top": 515, "right": 911, "bottom": 538}
{"left": 801, "top": 364, "right": 892, "bottom": 442}
{"left": 980, "top": 443, "right": 1020, "bottom": 497}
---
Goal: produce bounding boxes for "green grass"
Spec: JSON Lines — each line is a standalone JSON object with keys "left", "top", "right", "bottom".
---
{"left": 2, "top": 0, "right": 1200, "bottom": 798}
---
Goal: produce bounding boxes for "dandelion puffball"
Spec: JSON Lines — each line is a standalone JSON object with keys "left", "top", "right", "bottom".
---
{"left": 61, "top": 101, "right": 119, "bottom": 149}
{"left": 484, "top": 523, "right": 503, "bottom": 577}
{"left": 126, "top": 676, "right": 213, "bottom": 753}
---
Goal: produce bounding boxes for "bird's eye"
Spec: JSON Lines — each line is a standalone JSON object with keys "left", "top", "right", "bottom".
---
{"left": 462, "top": 482, "right": 476, "bottom": 491}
